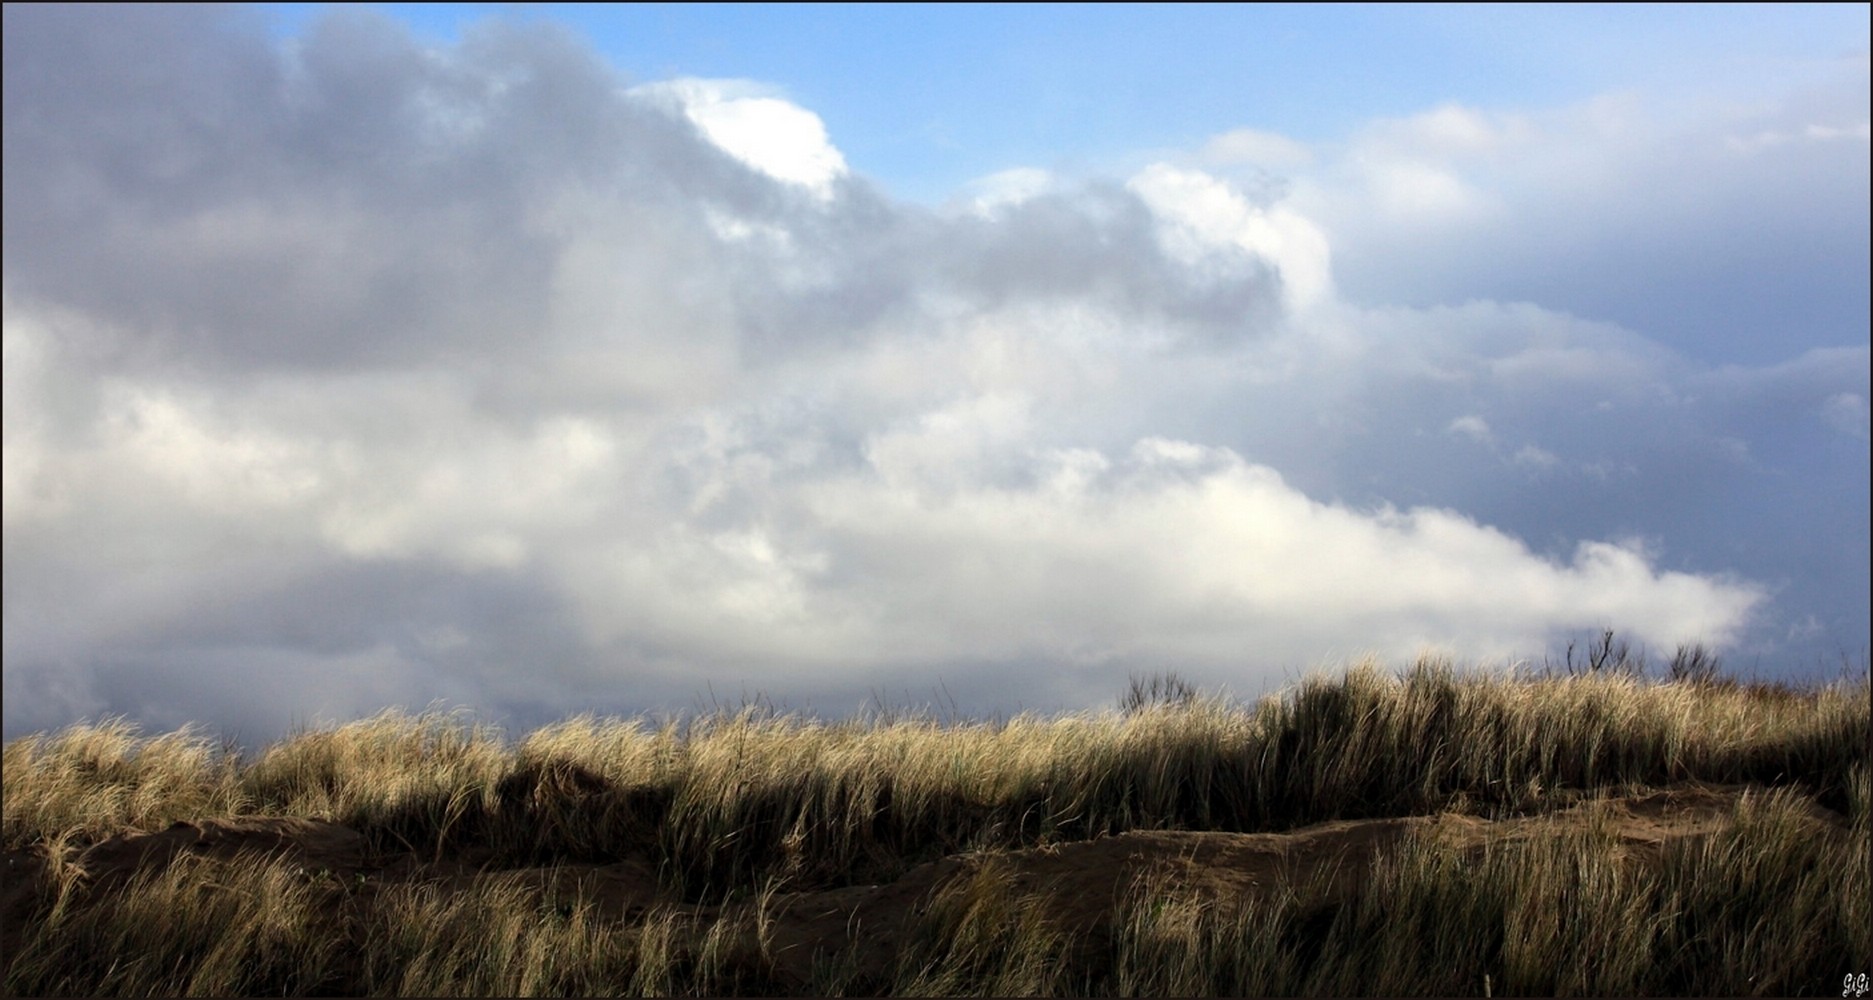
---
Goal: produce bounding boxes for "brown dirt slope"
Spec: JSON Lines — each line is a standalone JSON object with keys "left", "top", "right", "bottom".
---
{"left": 4, "top": 780, "right": 1846, "bottom": 993}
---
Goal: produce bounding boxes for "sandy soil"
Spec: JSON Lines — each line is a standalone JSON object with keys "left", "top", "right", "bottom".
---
{"left": 2, "top": 782, "right": 1850, "bottom": 992}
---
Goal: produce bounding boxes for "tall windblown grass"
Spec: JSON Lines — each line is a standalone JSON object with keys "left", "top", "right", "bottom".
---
{"left": 5, "top": 848, "right": 345, "bottom": 995}
{"left": 4, "top": 655, "right": 1868, "bottom": 995}
{"left": 13, "top": 658, "right": 1860, "bottom": 894}
{"left": 1, "top": 720, "right": 248, "bottom": 849}
{"left": 1101, "top": 784, "right": 1868, "bottom": 996}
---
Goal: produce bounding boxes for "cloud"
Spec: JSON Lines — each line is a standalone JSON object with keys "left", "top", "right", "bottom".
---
{"left": 962, "top": 167, "right": 1058, "bottom": 216}
{"left": 1284, "top": 67, "right": 1870, "bottom": 365}
{"left": 1199, "top": 128, "right": 1314, "bottom": 170}
{"left": 2, "top": 6, "right": 1857, "bottom": 743}
{"left": 0, "top": 5, "right": 755, "bottom": 377}
{"left": 633, "top": 78, "right": 850, "bottom": 199}
{"left": 786, "top": 434, "right": 1763, "bottom": 668}
{"left": 1724, "top": 120, "right": 1871, "bottom": 153}
{"left": 1510, "top": 445, "right": 1561, "bottom": 474}
{"left": 1820, "top": 392, "right": 1870, "bottom": 441}
{"left": 1128, "top": 164, "right": 1334, "bottom": 312}
{"left": 1446, "top": 415, "right": 1493, "bottom": 444}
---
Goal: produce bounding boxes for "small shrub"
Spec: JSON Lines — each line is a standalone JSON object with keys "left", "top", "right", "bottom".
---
{"left": 1120, "top": 671, "right": 1200, "bottom": 715}
{"left": 1668, "top": 643, "right": 1723, "bottom": 685}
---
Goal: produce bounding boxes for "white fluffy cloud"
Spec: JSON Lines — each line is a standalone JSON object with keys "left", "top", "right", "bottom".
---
{"left": 1128, "top": 163, "right": 1334, "bottom": 312}
{"left": 635, "top": 78, "right": 849, "bottom": 199}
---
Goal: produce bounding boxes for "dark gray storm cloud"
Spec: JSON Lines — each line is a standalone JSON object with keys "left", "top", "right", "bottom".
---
{"left": 2, "top": 5, "right": 824, "bottom": 374}
{"left": 3, "top": 5, "right": 1264, "bottom": 379}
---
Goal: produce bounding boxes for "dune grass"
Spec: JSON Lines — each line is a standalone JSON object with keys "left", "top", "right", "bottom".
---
{"left": 1100, "top": 782, "right": 1869, "bottom": 997}
{"left": 4, "top": 653, "right": 1869, "bottom": 996}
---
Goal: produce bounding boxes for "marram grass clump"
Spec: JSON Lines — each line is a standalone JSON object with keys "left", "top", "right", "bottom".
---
{"left": 4, "top": 654, "right": 1868, "bottom": 996}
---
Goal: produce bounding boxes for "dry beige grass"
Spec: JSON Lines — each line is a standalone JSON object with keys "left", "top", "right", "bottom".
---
{"left": 4, "top": 655, "right": 1869, "bottom": 996}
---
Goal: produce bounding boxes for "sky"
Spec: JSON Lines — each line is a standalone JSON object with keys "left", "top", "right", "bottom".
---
{"left": 3, "top": 3, "right": 1868, "bottom": 745}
